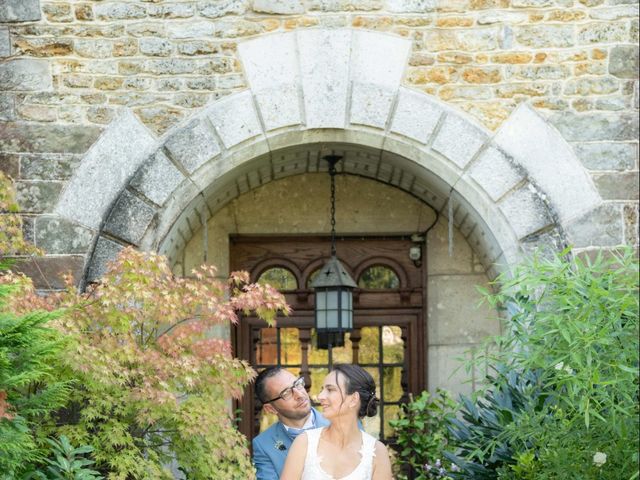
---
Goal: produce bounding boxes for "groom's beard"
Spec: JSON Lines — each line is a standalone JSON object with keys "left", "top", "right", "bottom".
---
{"left": 275, "top": 397, "right": 312, "bottom": 423}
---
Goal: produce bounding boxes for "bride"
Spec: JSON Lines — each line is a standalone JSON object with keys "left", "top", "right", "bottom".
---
{"left": 280, "top": 364, "right": 393, "bottom": 480}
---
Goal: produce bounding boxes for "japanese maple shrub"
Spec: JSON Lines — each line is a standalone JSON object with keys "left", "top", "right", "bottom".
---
{"left": 8, "top": 247, "right": 289, "bottom": 479}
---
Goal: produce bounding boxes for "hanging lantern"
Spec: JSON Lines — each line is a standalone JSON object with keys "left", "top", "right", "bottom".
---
{"left": 311, "top": 155, "right": 357, "bottom": 350}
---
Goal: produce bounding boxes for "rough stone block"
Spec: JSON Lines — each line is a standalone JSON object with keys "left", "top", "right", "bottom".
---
{"left": 297, "top": 28, "right": 350, "bottom": 129}
{"left": 351, "top": 29, "right": 411, "bottom": 88}
{"left": 13, "top": 256, "right": 85, "bottom": 290}
{"left": 164, "top": 119, "right": 220, "bottom": 174}
{"left": 432, "top": 113, "right": 487, "bottom": 169}
{"left": 0, "top": 93, "right": 15, "bottom": 121}
{"left": 623, "top": 203, "right": 638, "bottom": 246}
{"left": 167, "top": 21, "right": 215, "bottom": 39}
{"left": 350, "top": 82, "right": 395, "bottom": 129}
{"left": 564, "top": 203, "right": 624, "bottom": 247}
{"left": 498, "top": 184, "right": 554, "bottom": 239}
{"left": 467, "top": 146, "right": 524, "bottom": 201}
{"left": 0, "top": 153, "right": 19, "bottom": 178}
{"left": 427, "top": 345, "right": 474, "bottom": 396}
{"left": 0, "top": 27, "right": 10, "bottom": 57}
{"left": 20, "top": 154, "right": 81, "bottom": 180}
{"left": 0, "top": 0, "right": 41, "bottom": 22}
{"left": 147, "top": 3, "right": 193, "bottom": 18}
{"left": 609, "top": 45, "right": 639, "bottom": 78}
{"left": 578, "top": 21, "right": 628, "bottom": 44}
{"left": 385, "top": 0, "right": 436, "bottom": 12}
{"left": 426, "top": 219, "right": 475, "bottom": 275}
{"left": 94, "top": 2, "right": 146, "bottom": 20}
{"left": 104, "top": 190, "right": 156, "bottom": 245}
{"left": 0, "top": 59, "right": 51, "bottom": 91}
{"left": 198, "top": 0, "right": 246, "bottom": 18}
{"left": 35, "top": 216, "right": 94, "bottom": 254}
{"left": 139, "top": 37, "right": 172, "bottom": 57}
{"left": 129, "top": 150, "right": 185, "bottom": 206}
{"left": 573, "top": 142, "right": 637, "bottom": 171}
{"left": 87, "top": 236, "right": 123, "bottom": 282}
{"left": 496, "top": 105, "right": 602, "bottom": 224}
{"left": 390, "top": 88, "right": 443, "bottom": 144}
{"left": 16, "top": 181, "right": 63, "bottom": 213}
{"left": 55, "top": 110, "right": 156, "bottom": 230}
{"left": 549, "top": 112, "right": 639, "bottom": 141}
{"left": 514, "top": 25, "right": 574, "bottom": 48}
{"left": 254, "top": 85, "right": 302, "bottom": 131}
{"left": 520, "top": 227, "right": 567, "bottom": 259}
{"left": 0, "top": 123, "right": 102, "bottom": 154}
{"left": 592, "top": 172, "right": 639, "bottom": 200}
{"left": 206, "top": 91, "right": 262, "bottom": 148}
{"left": 252, "top": 0, "right": 305, "bottom": 14}
{"left": 427, "top": 274, "right": 498, "bottom": 345}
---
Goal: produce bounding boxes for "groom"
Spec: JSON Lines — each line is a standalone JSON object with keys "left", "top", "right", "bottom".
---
{"left": 252, "top": 367, "right": 329, "bottom": 480}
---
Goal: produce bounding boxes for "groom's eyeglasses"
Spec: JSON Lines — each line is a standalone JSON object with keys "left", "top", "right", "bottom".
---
{"left": 264, "top": 377, "right": 306, "bottom": 403}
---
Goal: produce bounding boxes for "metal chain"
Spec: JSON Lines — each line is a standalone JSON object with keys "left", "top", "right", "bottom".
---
{"left": 329, "top": 161, "right": 337, "bottom": 256}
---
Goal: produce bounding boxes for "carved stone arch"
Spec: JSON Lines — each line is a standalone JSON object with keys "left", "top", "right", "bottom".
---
{"left": 51, "top": 28, "right": 603, "bottom": 286}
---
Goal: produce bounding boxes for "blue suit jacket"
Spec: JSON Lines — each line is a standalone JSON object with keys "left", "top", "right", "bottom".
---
{"left": 252, "top": 407, "right": 329, "bottom": 480}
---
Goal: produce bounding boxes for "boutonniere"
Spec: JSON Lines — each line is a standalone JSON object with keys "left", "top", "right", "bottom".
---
{"left": 274, "top": 440, "right": 287, "bottom": 451}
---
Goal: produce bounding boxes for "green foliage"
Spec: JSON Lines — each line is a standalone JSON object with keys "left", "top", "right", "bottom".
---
{"left": 390, "top": 389, "right": 458, "bottom": 479}
{"left": 0, "top": 265, "right": 72, "bottom": 479}
{"left": 39, "top": 248, "right": 289, "bottom": 480}
{"left": 25, "top": 435, "right": 103, "bottom": 480}
{"left": 447, "top": 248, "right": 639, "bottom": 480}
{"left": 444, "top": 368, "right": 550, "bottom": 479}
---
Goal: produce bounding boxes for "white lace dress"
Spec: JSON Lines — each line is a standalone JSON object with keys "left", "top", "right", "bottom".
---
{"left": 301, "top": 427, "right": 377, "bottom": 480}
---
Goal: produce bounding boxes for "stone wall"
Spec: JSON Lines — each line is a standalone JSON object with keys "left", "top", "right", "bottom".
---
{"left": 0, "top": 0, "right": 638, "bottom": 275}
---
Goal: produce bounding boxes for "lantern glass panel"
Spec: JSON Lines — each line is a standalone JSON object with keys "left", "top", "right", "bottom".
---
{"left": 316, "top": 309, "right": 327, "bottom": 330}
{"left": 327, "top": 310, "right": 338, "bottom": 329}
{"left": 341, "top": 291, "right": 351, "bottom": 311}
{"left": 327, "top": 290, "right": 339, "bottom": 310}
{"left": 316, "top": 290, "right": 326, "bottom": 309}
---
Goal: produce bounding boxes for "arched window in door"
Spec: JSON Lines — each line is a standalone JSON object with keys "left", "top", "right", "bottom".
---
{"left": 358, "top": 265, "right": 400, "bottom": 289}
{"left": 257, "top": 267, "right": 298, "bottom": 291}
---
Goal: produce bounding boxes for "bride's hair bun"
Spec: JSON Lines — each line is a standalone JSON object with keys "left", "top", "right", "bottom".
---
{"left": 333, "top": 364, "right": 379, "bottom": 418}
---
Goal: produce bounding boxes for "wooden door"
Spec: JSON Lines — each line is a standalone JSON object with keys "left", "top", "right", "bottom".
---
{"left": 230, "top": 236, "right": 426, "bottom": 444}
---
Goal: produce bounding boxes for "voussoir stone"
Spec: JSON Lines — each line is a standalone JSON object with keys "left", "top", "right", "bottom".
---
{"left": 104, "top": 190, "right": 157, "bottom": 245}
{"left": 163, "top": 119, "right": 220, "bottom": 173}
{"left": 390, "top": 88, "right": 443, "bottom": 144}
{"left": 55, "top": 110, "right": 156, "bottom": 230}
{"left": 297, "top": 28, "right": 351, "bottom": 129}
{"left": 498, "top": 184, "right": 554, "bottom": 239}
{"left": 129, "top": 150, "right": 186, "bottom": 206}
{"left": 467, "top": 146, "right": 524, "bottom": 202}
{"left": 206, "top": 91, "right": 262, "bottom": 148}
{"left": 432, "top": 113, "right": 487, "bottom": 169}
{"left": 87, "top": 236, "right": 124, "bottom": 282}
{"left": 497, "top": 104, "right": 602, "bottom": 224}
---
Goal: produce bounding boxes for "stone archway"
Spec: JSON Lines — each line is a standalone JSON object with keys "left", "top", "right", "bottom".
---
{"left": 51, "top": 28, "right": 602, "bottom": 286}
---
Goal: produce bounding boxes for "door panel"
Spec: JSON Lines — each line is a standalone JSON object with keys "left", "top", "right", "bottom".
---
{"left": 230, "top": 236, "right": 426, "bottom": 444}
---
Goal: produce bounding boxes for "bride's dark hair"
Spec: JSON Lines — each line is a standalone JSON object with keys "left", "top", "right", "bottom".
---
{"left": 333, "top": 364, "right": 379, "bottom": 418}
